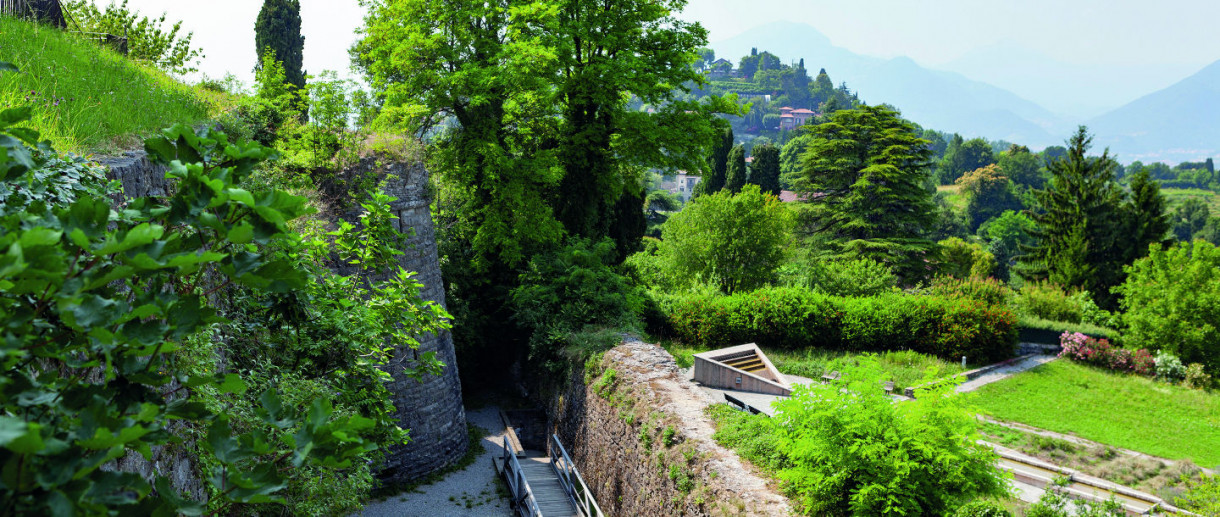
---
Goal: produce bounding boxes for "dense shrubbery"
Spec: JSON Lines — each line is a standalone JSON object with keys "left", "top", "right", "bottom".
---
{"left": 709, "top": 358, "right": 1009, "bottom": 516}
{"left": 0, "top": 98, "right": 446, "bottom": 514}
{"left": 661, "top": 287, "right": 1017, "bottom": 364}
{"left": 922, "top": 276, "right": 1012, "bottom": 306}
{"left": 1059, "top": 332, "right": 1154, "bottom": 376}
{"left": 1117, "top": 241, "right": 1220, "bottom": 378}
{"left": 628, "top": 185, "right": 790, "bottom": 294}
{"left": 510, "top": 239, "right": 648, "bottom": 369}
{"left": 953, "top": 500, "right": 1013, "bottom": 517}
{"left": 1012, "top": 282, "right": 1083, "bottom": 323}
{"left": 728, "top": 357, "right": 1009, "bottom": 516}
{"left": 778, "top": 255, "right": 898, "bottom": 297}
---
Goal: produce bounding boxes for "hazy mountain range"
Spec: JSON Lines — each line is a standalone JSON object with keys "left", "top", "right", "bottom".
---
{"left": 710, "top": 22, "right": 1217, "bottom": 163}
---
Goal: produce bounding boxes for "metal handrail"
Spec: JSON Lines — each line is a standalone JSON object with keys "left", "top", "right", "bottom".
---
{"left": 549, "top": 434, "right": 605, "bottom": 517}
{"left": 502, "top": 436, "right": 543, "bottom": 517}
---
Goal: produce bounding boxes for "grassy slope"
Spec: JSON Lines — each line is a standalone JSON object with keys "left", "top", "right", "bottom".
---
{"left": 665, "top": 343, "right": 966, "bottom": 394}
{"left": 0, "top": 17, "right": 229, "bottom": 154}
{"left": 973, "top": 360, "right": 1220, "bottom": 468}
{"left": 1161, "top": 187, "right": 1220, "bottom": 213}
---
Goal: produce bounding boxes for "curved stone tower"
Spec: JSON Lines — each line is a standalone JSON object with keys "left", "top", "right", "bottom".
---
{"left": 369, "top": 160, "right": 469, "bottom": 484}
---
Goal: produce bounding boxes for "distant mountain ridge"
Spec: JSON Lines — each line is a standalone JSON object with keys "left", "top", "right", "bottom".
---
{"left": 1087, "top": 59, "right": 1220, "bottom": 163}
{"left": 708, "top": 22, "right": 1068, "bottom": 147}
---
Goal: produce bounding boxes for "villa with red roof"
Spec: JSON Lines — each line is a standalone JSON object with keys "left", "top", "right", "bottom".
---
{"left": 779, "top": 107, "right": 817, "bottom": 131}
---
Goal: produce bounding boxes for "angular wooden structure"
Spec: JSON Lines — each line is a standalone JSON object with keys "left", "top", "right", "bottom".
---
{"left": 693, "top": 343, "right": 792, "bottom": 396}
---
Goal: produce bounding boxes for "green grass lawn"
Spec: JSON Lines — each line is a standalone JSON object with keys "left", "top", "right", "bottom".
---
{"left": 664, "top": 343, "right": 967, "bottom": 394}
{"left": 0, "top": 17, "right": 229, "bottom": 154}
{"left": 937, "top": 184, "right": 967, "bottom": 210}
{"left": 972, "top": 360, "right": 1220, "bottom": 468}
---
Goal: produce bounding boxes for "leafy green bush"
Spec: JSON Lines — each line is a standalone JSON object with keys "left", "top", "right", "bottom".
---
{"left": 779, "top": 256, "right": 898, "bottom": 297}
{"left": 937, "top": 237, "right": 997, "bottom": 279}
{"left": 1012, "top": 282, "right": 1082, "bottom": 323}
{"left": 1184, "top": 363, "right": 1213, "bottom": 390}
{"left": 1176, "top": 473, "right": 1220, "bottom": 515}
{"left": 1116, "top": 241, "right": 1220, "bottom": 377}
{"left": 1155, "top": 351, "right": 1187, "bottom": 382}
{"left": 632, "top": 184, "right": 790, "bottom": 293}
{"left": 772, "top": 357, "right": 1008, "bottom": 515}
{"left": 1025, "top": 477, "right": 1125, "bottom": 516}
{"left": 664, "top": 287, "right": 1017, "bottom": 364}
{"left": 954, "top": 500, "right": 1013, "bottom": 517}
{"left": 0, "top": 106, "right": 433, "bottom": 514}
{"left": 922, "top": 276, "right": 1012, "bottom": 306}
{"left": 510, "top": 239, "right": 646, "bottom": 369}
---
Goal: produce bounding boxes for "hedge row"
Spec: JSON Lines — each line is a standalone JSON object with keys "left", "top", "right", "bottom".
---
{"left": 659, "top": 287, "right": 1018, "bottom": 364}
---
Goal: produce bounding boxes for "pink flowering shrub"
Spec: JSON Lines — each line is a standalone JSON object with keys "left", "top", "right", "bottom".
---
{"left": 1059, "top": 332, "right": 1155, "bottom": 375}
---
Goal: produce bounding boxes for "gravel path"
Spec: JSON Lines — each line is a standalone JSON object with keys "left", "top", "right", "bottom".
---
{"left": 360, "top": 406, "right": 513, "bottom": 517}
{"left": 955, "top": 354, "right": 1058, "bottom": 393}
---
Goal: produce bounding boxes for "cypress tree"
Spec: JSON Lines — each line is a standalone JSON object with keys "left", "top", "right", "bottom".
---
{"left": 748, "top": 143, "right": 781, "bottom": 196}
{"left": 255, "top": 0, "right": 306, "bottom": 90}
{"left": 1017, "top": 126, "right": 1125, "bottom": 307}
{"left": 724, "top": 144, "right": 747, "bottom": 193}
{"left": 696, "top": 127, "right": 733, "bottom": 196}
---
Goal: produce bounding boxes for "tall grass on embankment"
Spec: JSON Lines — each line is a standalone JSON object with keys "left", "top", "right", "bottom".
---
{"left": 0, "top": 16, "right": 230, "bottom": 154}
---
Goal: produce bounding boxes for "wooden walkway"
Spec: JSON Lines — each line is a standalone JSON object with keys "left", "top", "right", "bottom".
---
{"left": 516, "top": 456, "right": 578, "bottom": 516}
{"left": 494, "top": 414, "right": 602, "bottom": 517}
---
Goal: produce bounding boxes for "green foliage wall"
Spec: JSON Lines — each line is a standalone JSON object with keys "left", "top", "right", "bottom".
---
{"left": 1117, "top": 241, "right": 1220, "bottom": 376}
{"left": 661, "top": 287, "right": 1017, "bottom": 364}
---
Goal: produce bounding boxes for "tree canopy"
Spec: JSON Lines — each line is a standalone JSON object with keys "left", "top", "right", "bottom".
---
{"left": 795, "top": 104, "right": 937, "bottom": 280}
{"left": 255, "top": 0, "right": 305, "bottom": 89}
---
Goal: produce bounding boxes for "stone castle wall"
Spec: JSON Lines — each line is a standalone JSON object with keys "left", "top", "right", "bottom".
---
{"left": 361, "top": 159, "right": 468, "bottom": 483}
{"left": 552, "top": 341, "right": 791, "bottom": 516}
{"left": 100, "top": 151, "right": 467, "bottom": 487}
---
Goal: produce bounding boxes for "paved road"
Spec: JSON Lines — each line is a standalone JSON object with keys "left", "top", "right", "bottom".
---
{"left": 360, "top": 406, "right": 513, "bottom": 517}
{"left": 956, "top": 354, "right": 1058, "bottom": 393}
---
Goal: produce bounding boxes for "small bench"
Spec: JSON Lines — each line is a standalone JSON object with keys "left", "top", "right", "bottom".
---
{"left": 820, "top": 370, "right": 841, "bottom": 383}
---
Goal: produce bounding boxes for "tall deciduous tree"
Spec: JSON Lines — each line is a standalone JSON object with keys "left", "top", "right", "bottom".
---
{"left": 1017, "top": 127, "right": 1125, "bottom": 307}
{"left": 749, "top": 143, "right": 781, "bottom": 195}
{"left": 255, "top": 0, "right": 305, "bottom": 90}
{"left": 940, "top": 137, "right": 995, "bottom": 184}
{"left": 956, "top": 164, "right": 1021, "bottom": 230}
{"left": 548, "top": 0, "right": 737, "bottom": 256}
{"left": 354, "top": 0, "right": 567, "bottom": 381}
{"left": 724, "top": 144, "right": 747, "bottom": 193}
{"left": 796, "top": 105, "right": 937, "bottom": 280}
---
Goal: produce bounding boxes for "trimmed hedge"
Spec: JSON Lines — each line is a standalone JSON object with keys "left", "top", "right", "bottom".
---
{"left": 660, "top": 287, "right": 1017, "bottom": 364}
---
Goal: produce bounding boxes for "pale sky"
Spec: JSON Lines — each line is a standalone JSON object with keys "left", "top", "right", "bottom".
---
{"left": 682, "top": 0, "right": 1220, "bottom": 68}
{"left": 111, "top": 1, "right": 1220, "bottom": 93}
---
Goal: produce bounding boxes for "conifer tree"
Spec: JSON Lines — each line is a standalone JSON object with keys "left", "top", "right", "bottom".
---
{"left": 748, "top": 143, "right": 781, "bottom": 196}
{"left": 724, "top": 144, "right": 747, "bottom": 193}
{"left": 1017, "top": 126, "right": 1125, "bottom": 307}
{"left": 255, "top": 0, "right": 306, "bottom": 90}
{"left": 797, "top": 104, "right": 937, "bottom": 280}
{"left": 695, "top": 127, "right": 733, "bottom": 196}
{"left": 1121, "top": 168, "right": 1171, "bottom": 264}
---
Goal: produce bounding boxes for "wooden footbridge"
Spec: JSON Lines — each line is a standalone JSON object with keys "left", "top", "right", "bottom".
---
{"left": 494, "top": 415, "right": 603, "bottom": 517}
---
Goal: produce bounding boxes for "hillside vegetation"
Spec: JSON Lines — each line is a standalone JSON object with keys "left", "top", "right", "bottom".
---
{"left": 0, "top": 16, "right": 225, "bottom": 154}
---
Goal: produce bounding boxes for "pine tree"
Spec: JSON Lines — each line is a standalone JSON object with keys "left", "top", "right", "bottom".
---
{"left": 724, "top": 144, "right": 747, "bottom": 193}
{"left": 796, "top": 104, "right": 937, "bottom": 280}
{"left": 1121, "top": 168, "right": 1171, "bottom": 264}
{"left": 255, "top": 0, "right": 306, "bottom": 90}
{"left": 748, "top": 143, "right": 781, "bottom": 196}
{"left": 1017, "top": 126, "right": 1125, "bottom": 307}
